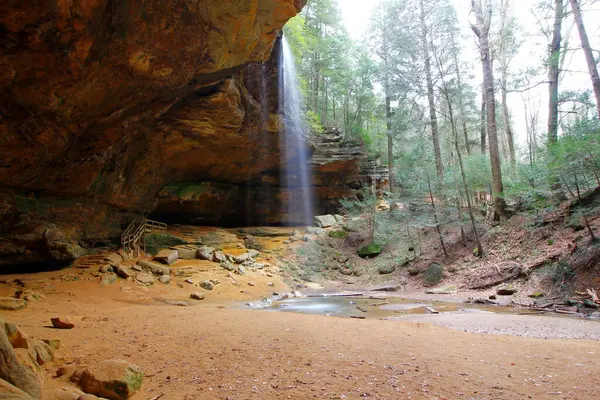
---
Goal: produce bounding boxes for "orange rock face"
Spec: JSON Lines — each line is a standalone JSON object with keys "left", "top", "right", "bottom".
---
{"left": 0, "top": 0, "right": 386, "bottom": 265}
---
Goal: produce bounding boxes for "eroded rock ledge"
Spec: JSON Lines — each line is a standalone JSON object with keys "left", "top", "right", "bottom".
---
{"left": 0, "top": 0, "right": 386, "bottom": 266}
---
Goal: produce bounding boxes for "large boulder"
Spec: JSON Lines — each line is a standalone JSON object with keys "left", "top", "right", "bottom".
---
{"left": 2, "top": 322, "right": 28, "bottom": 350}
{"left": 314, "top": 215, "right": 338, "bottom": 228}
{"left": 377, "top": 264, "right": 396, "bottom": 275}
{"left": 136, "top": 261, "right": 170, "bottom": 276}
{"left": 197, "top": 247, "right": 215, "bottom": 260}
{"left": 423, "top": 263, "right": 444, "bottom": 287}
{"left": 0, "top": 298, "right": 27, "bottom": 311}
{"left": 153, "top": 249, "right": 178, "bottom": 265}
{"left": 0, "top": 318, "right": 42, "bottom": 398}
{"left": 74, "top": 360, "right": 143, "bottom": 400}
{"left": 0, "top": 378, "right": 32, "bottom": 400}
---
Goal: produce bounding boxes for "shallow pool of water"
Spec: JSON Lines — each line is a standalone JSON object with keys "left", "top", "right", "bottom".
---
{"left": 270, "top": 295, "right": 531, "bottom": 320}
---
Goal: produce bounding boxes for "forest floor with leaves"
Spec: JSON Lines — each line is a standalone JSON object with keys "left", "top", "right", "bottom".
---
{"left": 291, "top": 193, "right": 600, "bottom": 311}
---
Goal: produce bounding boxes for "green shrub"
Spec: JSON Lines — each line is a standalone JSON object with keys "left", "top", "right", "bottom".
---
{"left": 144, "top": 233, "right": 186, "bottom": 255}
{"left": 328, "top": 230, "right": 348, "bottom": 239}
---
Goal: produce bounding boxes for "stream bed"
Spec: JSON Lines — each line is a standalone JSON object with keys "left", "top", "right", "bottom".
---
{"left": 268, "top": 295, "right": 600, "bottom": 340}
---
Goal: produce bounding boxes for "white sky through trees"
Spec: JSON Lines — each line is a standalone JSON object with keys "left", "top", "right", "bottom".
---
{"left": 337, "top": 0, "right": 600, "bottom": 148}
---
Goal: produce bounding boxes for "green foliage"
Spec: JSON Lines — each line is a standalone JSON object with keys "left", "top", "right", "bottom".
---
{"left": 328, "top": 230, "right": 348, "bottom": 239}
{"left": 144, "top": 233, "right": 186, "bottom": 255}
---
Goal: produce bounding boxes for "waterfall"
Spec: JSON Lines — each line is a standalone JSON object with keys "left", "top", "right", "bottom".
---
{"left": 279, "top": 35, "right": 314, "bottom": 226}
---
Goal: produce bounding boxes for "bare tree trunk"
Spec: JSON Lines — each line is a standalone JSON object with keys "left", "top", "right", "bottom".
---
{"left": 322, "top": 77, "right": 328, "bottom": 126}
{"left": 499, "top": 0, "right": 516, "bottom": 174}
{"left": 436, "top": 56, "right": 484, "bottom": 257}
{"left": 420, "top": 0, "right": 443, "bottom": 181}
{"left": 480, "top": 89, "right": 486, "bottom": 153}
{"left": 452, "top": 152, "right": 467, "bottom": 247}
{"left": 381, "top": 15, "right": 395, "bottom": 192}
{"left": 471, "top": 0, "right": 508, "bottom": 221}
{"left": 570, "top": 0, "right": 600, "bottom": 117}
{"left": 386, "top": 93, "right": 394, "bottom": 192}
{"left": 548, "top": 0, "right": 563, "bottom": 145}
{"left": 452, "top": 39, "right": 471, "bottom": 155}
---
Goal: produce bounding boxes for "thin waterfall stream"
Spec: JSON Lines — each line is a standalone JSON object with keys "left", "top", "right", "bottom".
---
{"left": 279, "top": 35, "right": 315, "bottom": 226}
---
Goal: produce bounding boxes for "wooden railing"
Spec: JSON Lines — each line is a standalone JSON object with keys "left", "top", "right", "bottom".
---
{"left": 121, "top": 218, "right": 167, "bottom": 256}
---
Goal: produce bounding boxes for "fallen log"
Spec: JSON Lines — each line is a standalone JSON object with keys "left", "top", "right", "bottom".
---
{"left": 372, "top": 285, "right": 400, "bottom": 292}
{"left": 587, "top": 288, "right": 599, "bottom": 304}
{"left": 370, "top": 302, "right": 389, "bottom": 307}
{"left": 554, "top": 309, "right": 584, "bottom": 316}
{"left": 356, "top": 306, "right": 368, "bottom": 313}
{"left": 369, "top": 296, "right": 388, "bottom": 300}
{"left": 424, "top": 306, "right": 439, "bottom": 314}
{"left": 350, "top": 316, "right": 366, "bottom": 319}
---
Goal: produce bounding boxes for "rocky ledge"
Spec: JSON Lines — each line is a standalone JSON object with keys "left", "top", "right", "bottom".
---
{"left": 0, "top": 0, "right": 386, "bottom": 267}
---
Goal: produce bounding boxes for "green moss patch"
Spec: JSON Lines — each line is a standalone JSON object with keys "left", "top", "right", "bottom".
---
{"left": 144, "top": 233, "right": 186, "bottom": 255}
{"left": 328, "top": 230, "right": 348, "bottom": 239}
{"left": 358, "top": 242, "right": 382, "bottom": 258}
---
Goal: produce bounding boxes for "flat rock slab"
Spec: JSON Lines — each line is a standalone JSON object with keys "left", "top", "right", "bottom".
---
{"left": 134, "top": 272, "right": 155, "bottom": 286}
{"left": 314, "top": 215, "right": 338, "bottom": 228}
{"left": 136, "top": 261, "right": 170, "bottom": 276}
{"left": 0, "top": 298, "right": 27, "bottom": 311}
{"left": 170, "top": 245, "right": 198, "bottom": 260}
{"left": 153, "top": 249, "right": 178, "bottom": 265}
{"left": 379, "top": 303, "right": 432, "bottom": 311}
{"left": 103, "top": 253, "right": 123, "bottom": 266}
{"left": 425, "top": 286, "right": 457, "bottom": 295}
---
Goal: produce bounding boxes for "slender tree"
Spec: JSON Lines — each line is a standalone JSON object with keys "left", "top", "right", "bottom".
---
{"left": 547, "top": 0, "right": 563, "bottom": 144}
{"left": 419, "top": 0, "right": 444, "bottom": 181}
{"left": 480, "top": 89, "right": 486, "bottom": 153}
{"left": 471, "top": 0, "right": 508, "bottom": 221}
{"left": 499, "top": 0, "right": 516, "bottom": 174}
{"left": 569, "top": 0, "right": 600, "bottom": 117}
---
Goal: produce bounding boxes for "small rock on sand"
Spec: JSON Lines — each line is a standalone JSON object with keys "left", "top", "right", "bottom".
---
{"left": 134, "top": 272, "right": 155, "bottom": 286}
{"left": 190, "top": 292, "right": 205, "bottom": 300}
{"left": 51, "top": 317, "right": 75, "bottom": 329}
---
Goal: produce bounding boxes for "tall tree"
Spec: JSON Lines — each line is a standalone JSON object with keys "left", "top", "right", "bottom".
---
{"left": 419, "top": 0, "right": 444, "bottom": 181}
{"left": 382, "top": 21, "right": 395, "bottom": 192}
{"left": 547, "top": 0, "right": 563, "bottom": 145}
{"left": 471, "top": 0, "right": 508, "bottom": 221}
{"left": 480, "top": 89, "right": 486, "bottom": 153}
{"left": 499, "top": 0, "right": 517, "bottom": 174}
{"left": 569, "top": 0, "right": 600, "bottom": 117}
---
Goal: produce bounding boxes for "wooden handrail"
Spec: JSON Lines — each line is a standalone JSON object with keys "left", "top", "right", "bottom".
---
{"left": 121, "top": 218, "right": 167, "bottom": 254}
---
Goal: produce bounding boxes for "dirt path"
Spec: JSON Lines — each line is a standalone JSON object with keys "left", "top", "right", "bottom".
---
{"left": 2, "top": 280, "right": 599, "bottom": 400}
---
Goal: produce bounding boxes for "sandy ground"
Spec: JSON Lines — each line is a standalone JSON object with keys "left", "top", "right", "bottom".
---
{"left": 1, "top": 275, "right": 600, "bottom": 400}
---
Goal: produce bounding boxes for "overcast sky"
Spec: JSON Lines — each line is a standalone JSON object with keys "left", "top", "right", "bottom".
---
{"left": 337, "top": 0, "right": 600, "bottom": 148}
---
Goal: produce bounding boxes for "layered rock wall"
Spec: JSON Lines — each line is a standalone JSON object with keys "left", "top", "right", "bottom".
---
{"left": 0, "top": 0, "right": 386, "bottom": 266}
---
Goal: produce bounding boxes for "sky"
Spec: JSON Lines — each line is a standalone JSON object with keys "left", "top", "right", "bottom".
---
{"left": 337, "top": 0, "right": 600, "bottom": 149}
